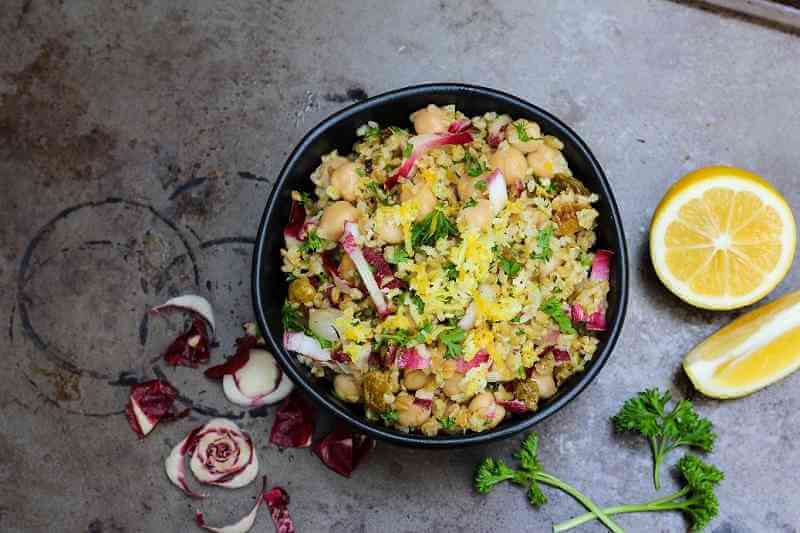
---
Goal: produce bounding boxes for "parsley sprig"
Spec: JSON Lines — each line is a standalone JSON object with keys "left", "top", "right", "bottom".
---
{"left": 612, "top": 389, "right": 716, "bottom": 489}
{"left": 281, "top": 302, "right": 335, "bottom": 349}
{"left": 531, "top": 225, "right": 554, "bottom": 262}
{"left": 411, "top": 209, "right": 458, "bottom": 249}
{"left": 298, "top": 230, "right": 328, "bottom": 254}
{"left": 438, "top": 326, "right": 466, "bottom": 359}
{"left": 475, "top": 434, "right": 624, "bottom": 532}
{"left": 540, "top": 297, "right": 576, "bottom": 335}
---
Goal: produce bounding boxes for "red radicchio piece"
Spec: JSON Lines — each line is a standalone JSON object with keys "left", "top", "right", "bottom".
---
{"left": 413, "top": 398, "right": 433, "bottom": 409}
{"left": 590, "top": 249, "right": 613, "bottom": 281}
{"left": 487, "top": 117, "right": 510, "bottom": 147}
{"left": 321, "top": 249, "right": 352, "bottom": 290}
{"left": 151, "top": 294, "right": 216, "bottom": 334}
{"left": 331, "top": 350, "right": 350, "bottom": 363}
{"left": 361, "top": 247, "right": 403, "bottom": 289}
{"left": 165, "top": 419, "right": 260, "bottom": 498}
{"left": 163, "top": 317, "right": 211, "bottom": 367}
{"left": 455, "top": 350, "right": 490, "bottom": 373}
{"left": 395, "top": 346, "right": 430, "bottom": 370}
{"left": 283, "top": 331, "right": 332, "bottom": 361}
{"left": 205, "top": 335, "right": 259, "bottom": 379}
{"left": 586, "top": 308, "right": 607, "bottom": 331}
{"left": 498, "top": 399, "right": 528, "bottom": 414}
{"left": 570, "top": 303, "right": 587, "bottom": 323}
{"left": 125, "top": 379, "right": 183, "bottom": 438}
{"left": 263, "top": 487, "right": 295, "bottom": 533}
{"left": 543, "top": 328, "right": 560, "bottom": 346}
{"left": 340, "top": 223, "right": 389, "bottom": 315}
{"left": 283, "top": 199, "right": 306, "bottom": 245}
{"left": 448, "top": 118, "right": 472, "bottom": 133}
{"left": 384, "top": 131, "right": 474, "bottom": 189}
{"left": 551, "top": 348, "right": 571, "bottom": 364}
{"left": 312, "top": 426, "right": 375, "bottom": 478}
{"left": 269, "top": 392, "right": 316, "bottom": 448}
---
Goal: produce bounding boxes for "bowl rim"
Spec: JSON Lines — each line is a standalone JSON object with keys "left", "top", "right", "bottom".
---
{"left": 253, "top": 82, "right": 629, "bottom": 447}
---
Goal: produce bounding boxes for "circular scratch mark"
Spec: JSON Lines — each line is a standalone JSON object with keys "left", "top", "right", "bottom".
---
{"left": 152, "top": 365, "right": 245, "bottom": 420}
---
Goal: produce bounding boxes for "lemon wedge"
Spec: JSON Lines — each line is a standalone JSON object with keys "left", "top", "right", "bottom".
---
{"left": 684, "top": 289, "right": 800, "bottom": 398}
{"left": 650, "top": 166, "right": 796, "bottom": 310}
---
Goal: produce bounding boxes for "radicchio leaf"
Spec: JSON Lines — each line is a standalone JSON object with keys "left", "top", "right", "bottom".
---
{"left": 312, "top": 426, "right": 374, "bottom": 478}
{"left": 263, "top": 487, "right": 295, "bottom": 533}
{"left": 162, "top": 317, "right": 211, "bottom": 367}
{"left": 455, "top": 350, "right": 490, "bottom": 373}
{"left": 125, "top": 380, "right": 184, "bottom": 438}
{"left": 283, "top": 199, "right": 306, "bottom": 246}
{"left": 551, "top": 348, "right": 571, "bottom": 364}
{"left": 283, "top": 331, "right": 331, "bottom": 362}
{"left": 385, "top": 131, "right": 474, "bottom": 189}
{"left": 361, "top": 247, "right": 403, "bottom": 290}
{"left": 448, "top": 118, "right": 472, "bottom": 133}
{"left": 151, "top": 294, "right": 216, "bottom": 333}
{"left": 205, "top": 335, "right": 259, "bottom": 379}
{"left": 486, "top": 169, "right": 508, "bottom": 215}
{"left": 340, "top": 223, "right": 388, "bottom": 315}
{"left": 498, "top": 399, "right": 528, "bottom": 414}
{"left": 269, "top": 391, "right": 316, "bottom": 448}
{"left": 395, "top": 346, "right": 430, "bottom": 370}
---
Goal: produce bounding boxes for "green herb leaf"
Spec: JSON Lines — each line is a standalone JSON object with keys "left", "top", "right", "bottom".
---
{"left": 411, "top": 209, "right": 459, "bottom": 249}
{"left": 463, "top": 198, "right": 478, "bottom": 208}
{"left": 439, "top": 326, "right": 466, "bottom": 359}
{"left": 380, "top": 410, "right": 400, "bottom": 425}
{"left": 299, "top": 230, "right": 328, "bottom": 254}
{"left": 403, "top": 142, "right": 413, "bottom": 158}
{"left": 356, "top": 166, "right": 366, "bottom": 177}
{"left": 411, "top": 293, "right": 425, "bottom": 314}
{"left": 298, "top": 191, "right": 313, "bottom": 206}
{"left": 388, "top": 247, "right": 410, "bottom": 265}
{"left": 439, "top": 416, "right": 457, "bottom": 430}
{"left": 464, "top": 152, "right": 487, "bottom": 177}
{"left": 514, "top": 121, "right": 531, "bottom": 142}
{"left": 444, "top": 261, "right": 458, "bottom": 281}
{"left": 540, "top": 297, "right": 576, "bottom": 334}
{"left": 499, "top": 255, "right": 522, "bottom": 277}
{"left": 531, "top": 225, "right": 554, "bottom": 262}
{"left": 474, "top": 179, "right": 487, "bottom": 191}
{"left": 281, "top": 302, "right": 306, "bottom": 332}
{"left": 363, "top": 125, "right": 380, "bottom": 139}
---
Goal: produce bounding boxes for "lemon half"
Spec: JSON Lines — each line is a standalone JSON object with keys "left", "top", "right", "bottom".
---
{"left": 684, "top": 289, "right": 800, "bottom": 398}
{"left": 650, "top": 166, "right": 796, "bottom": 310}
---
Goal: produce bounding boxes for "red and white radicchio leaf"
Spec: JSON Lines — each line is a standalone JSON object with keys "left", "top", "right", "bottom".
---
{"left": 361, "top": 247, "right": 403, "bottom": 290}
{"left": 161, "top": 317, "right": 211, "bottom": 367}
{"left": 448, "top": 118, "right": 472, "bottom": 133}
{"left": 321, "top": 250, "right": 352, "bottom": 291}
{"left": 487, "top": 115, "right": 511, "bottom": 147}
{"left": 455, "top": 350, "right": 490, "bottom": 373}
{"left": 385, "top": 131, "right": 474, "bottom": 189}
{"left": 395, "top": 345, "right": 430, "bottom": 370}
{"left": 205, "top": 335, "right": 259, "bottom": 379}
{"left": 283, "top": 199, "right": 307, "bottom": 247}
{"left": 570, "top": 303, "right": 587, "bottom": 323}
{"left": 551, "top": 348, "right": 571, "bottom": 364}
{"left": 166, "top": 419, "right": 259, "bottom": 498}
{"left": 340, "top": 222, "right": 388, "bottom": 315}
{"left": 125, "top": 379, "right": 182, "bottom": 438}
{"left": 498, "top": 399, "right": 528, "bottom": 414}
{"left": 269, "top": 391, "right": 316, "bottom": 448}
{"left": 590, "top": 249, "right": 613, "bottom": 281}
{"left": 312, "top": 426, "right": 375, "bottom": 478}
{"left": 152, "top": 294, "right": 216, "bottom": 334}
{"left": 195, "top": 478, "right": 266, "bottom": 533}
{"left": 486, "top": 169, "right": 508, "bottom": 215}
{"left": 283, "top": 331, "right": 331, "bottom": 362}
{"left": 221, "top": 350, "right": 283, "bottom": 407}
{"left": 263, "top": 487, "right": 295, "bottom": 533}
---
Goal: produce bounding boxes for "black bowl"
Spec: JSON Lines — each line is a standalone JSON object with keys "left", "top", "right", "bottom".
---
{"left": 253, "top": 83, "right": 628, "bottom": 447}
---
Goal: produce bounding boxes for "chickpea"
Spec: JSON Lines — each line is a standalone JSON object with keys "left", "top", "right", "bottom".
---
{"left": 409, "top": 104, "right": 450, "bottom": 135}
{"left": 532, "top": 370, "right": 557, "bottom": 400}
{"left": 489, "top": 145, "right": 527, "bottom": 186}
{"left": 397, "top": 401, "right": 431, "bottom": 428}
{"left": 485, "top": 404, "right": 506, "bottom": 429}
{"left": 400, "top": 181, "right": 436, "bottom": 221}
{"left": 507, "top": 120, "right": 543, "bottom": 154}
{"left": 374, "top": 216, "right": 404, "bottom": 244}
{"left": 338, "top": 253, "right": 357, "bottom": 283}
{"left": 460, "top": 198, "right": 492, "bottom": 231}
{"left": 333, "top": 374, "right": 361, "bottom": 403}
{"left": 288, "top": 278, "right": 315, "bottom": 304}
{"left": 469, "top": 392, "right": 495, "bottom": 412}
{"left": 317, "top": 201, "right": 358, "bottom": 241}
{"left": 403, "top": 369, "right": 428, "bottom": 391}
{"left": 526, "top": 145, "right": 568, "bottom": 179}
{"left": 442, "top": 375, "right": 463, "bottom": 397}
{"left": 330, "top": 161, "right": 360, "bottom": 201}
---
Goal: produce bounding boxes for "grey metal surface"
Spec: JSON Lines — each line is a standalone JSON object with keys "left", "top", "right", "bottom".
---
{"left": 1, "top": 1, "right": 798, "bottom": 532}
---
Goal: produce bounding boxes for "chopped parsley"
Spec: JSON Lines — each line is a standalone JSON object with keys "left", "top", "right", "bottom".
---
{"left": 464, "top": 152, "right": 487, "bottom": 177}
{"left": 363, "top": 125, "right": 381, "bottom": 139}
{"left": 444, "top": 261, "right": 458, "bottom": 281}
{"left": 388, "top": 247, "right": 410, "bottom": 265}
{"left": 380, "top": 324, "right": 430, "bottom": 347}
{"left": 580, "top": 253, "right": 593, "bottom": 269}
{"left": 297, "top": 191, "right": 313, "bottom": 206}
{"left": 474, "top": 179, "right": 487, "bottom": 191}
{"left": 389, "top": 126, "right": 409, "bottom": 136}
{"left": 510, "top": 315, "right": 522, "bottom": 324}
{"left": 439, "top": 416, "right": 457, "bottom": 430}
{"left": 355, "top": 166, "right": 366, "bottom": 177}
{"left": 531, "top": 225, "right": 554, "bottom": 262}
{"left": 499, "top": 255, "right": 523, "bottom": 277}
{"left": 545, "top": 181, "right": 557, "bottom": 194}
{"left": 411, "top": 209, "right": 458, "bottom": 249}
{"left": 439, "top": 326, "right": 466, "bottom": 359}
{"left": 540, "top": 297, "right": 576, "bottom": 335}
{"left": 403, "top": 142, "right": 414, "bottom": 158}
{"left": 299, "top": 230, "right": 327, "bottom": 254}
{"left": 366, "top": 181, "right": 391, "bottom": 205}
{"left": 513, "top": 121, "right": 530, "bottom": 142}
{"left": 281, "top": 302, "right": 306, "bottom": 333}
{"left": 411, "top": 293, "right": 425, "bottom": 314}
{"left": 380, "top": 410, "right": 400, "bottom": 425}
{"left": 464, "top": 198, "right": 478, "bottom": 208}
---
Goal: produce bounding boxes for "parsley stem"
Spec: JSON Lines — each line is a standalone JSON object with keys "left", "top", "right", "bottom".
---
{"left": 552, "top": 488, "right": 689, "bottom": 531}
{"left": 535, "top": 473, "right": 625, "bottom": 533}
{"left": 651, "top": 436, "right": 663, "bottom": 489}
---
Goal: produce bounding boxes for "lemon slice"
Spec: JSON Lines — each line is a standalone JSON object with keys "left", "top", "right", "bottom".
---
{"left": 650, "top": 166, "right": 796, "bottom": 310}
{"left": 684, "top": 289, "right": 800, "bottom": 398}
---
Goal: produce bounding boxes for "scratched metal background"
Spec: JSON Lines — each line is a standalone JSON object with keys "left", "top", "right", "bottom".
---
{"left": 1, "top": 1, "right": 799, "bottom": 532}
